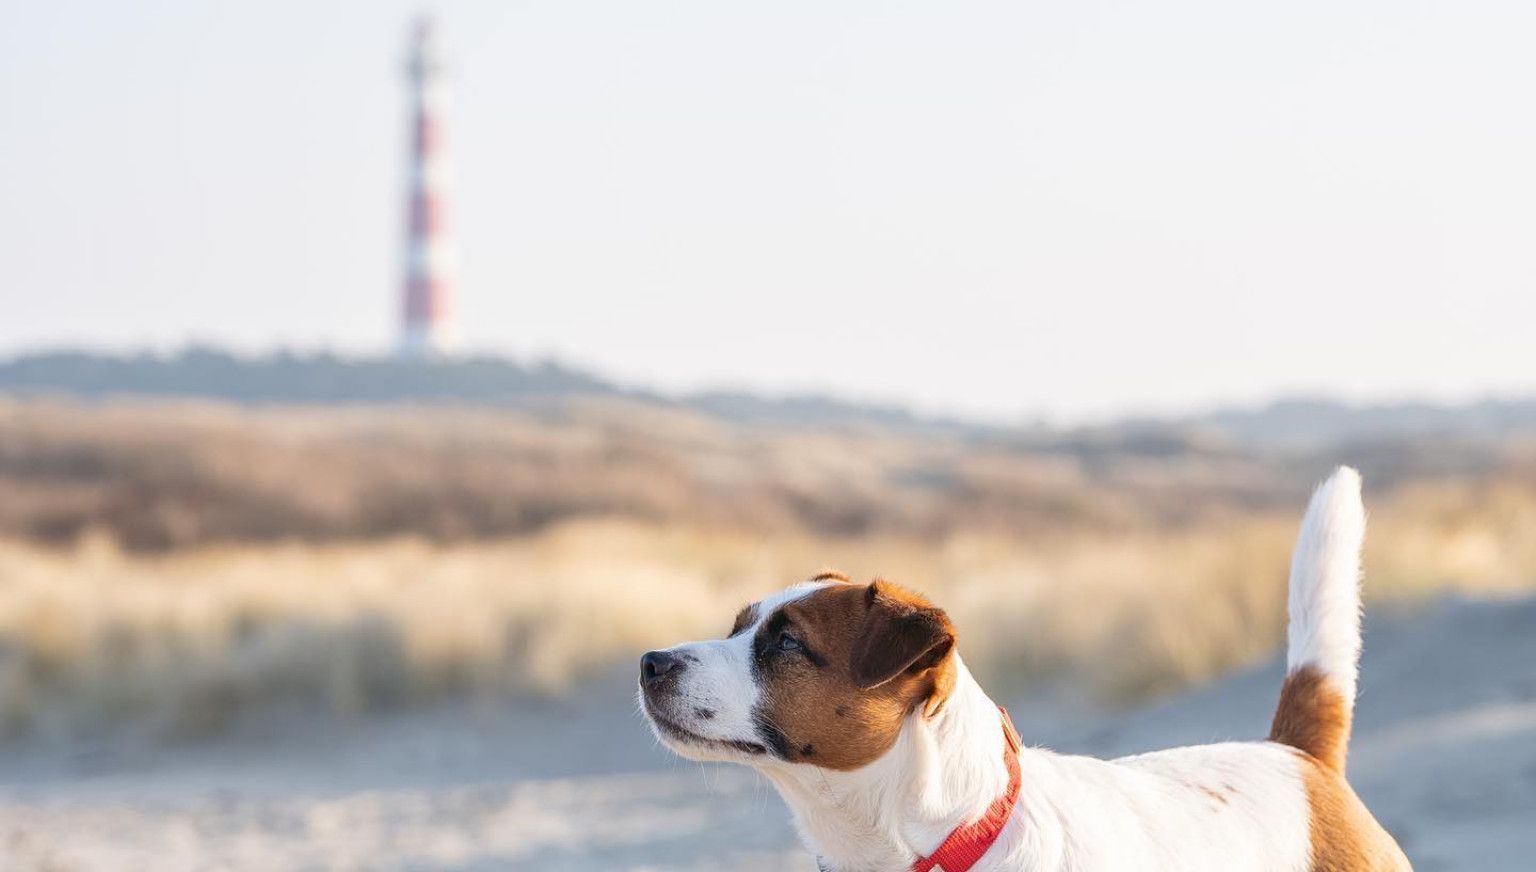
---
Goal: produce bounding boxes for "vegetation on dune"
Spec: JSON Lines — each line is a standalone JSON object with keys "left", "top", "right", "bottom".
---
{"left": 9, "top": 396, "right": 1519, "bottom": 550}
{"left": 0, "top": 398, "right": 1532, "bottom": 739}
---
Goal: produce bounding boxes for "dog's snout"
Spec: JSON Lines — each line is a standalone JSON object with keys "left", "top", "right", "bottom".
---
{"left": 641, "top": 650, "right": 686, "bottom": 687}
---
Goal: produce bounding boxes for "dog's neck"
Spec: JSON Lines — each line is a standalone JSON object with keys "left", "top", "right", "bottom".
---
{"left": 758, "top": 655, "right": 1012, "bottom": 872}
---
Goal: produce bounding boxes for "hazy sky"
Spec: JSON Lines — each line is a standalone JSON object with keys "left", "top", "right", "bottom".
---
{"left": 2, "top": 1, "right": 1534, "bottom": 422}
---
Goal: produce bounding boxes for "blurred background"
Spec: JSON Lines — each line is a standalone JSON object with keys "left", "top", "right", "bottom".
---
{"left": 2, "top": 2, "right": 1534, "bottom": 869}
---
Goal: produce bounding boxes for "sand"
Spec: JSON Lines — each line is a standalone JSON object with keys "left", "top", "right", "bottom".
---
{"left": 0, "top": 595, "right": 1531, "bottom": 871}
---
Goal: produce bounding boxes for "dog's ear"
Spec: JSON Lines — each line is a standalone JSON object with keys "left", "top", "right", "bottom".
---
{"left": 849, "top": 581, "right": 956, "bottom": 715}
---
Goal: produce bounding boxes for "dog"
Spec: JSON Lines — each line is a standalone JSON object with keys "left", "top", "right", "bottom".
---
{"left": 639, "top": 467, "right": 1411, "bottom": 871}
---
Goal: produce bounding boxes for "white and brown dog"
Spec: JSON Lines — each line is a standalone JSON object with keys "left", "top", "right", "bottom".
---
{"left": 640, "top": 468, "right": 1411, "bottom": 871}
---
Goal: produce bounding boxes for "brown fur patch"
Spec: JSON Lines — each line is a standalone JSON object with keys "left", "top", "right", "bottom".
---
{"left": 1296, "top": 754, "right": 1412, "bottom": 870}
{"left": 729, "top": 604, "right": 759, "bottom": 638}
{"left": 1270, "top": 665, "right": 1351, "bottom": 773}
{"left": 755, "top": 580, "right": 956, "bottom": 771}
{"left": 811, "top": 570, "right": 850, "bottom": 583}
{"left": 1271, "top": 667, "right": 1411, "bottom": 868}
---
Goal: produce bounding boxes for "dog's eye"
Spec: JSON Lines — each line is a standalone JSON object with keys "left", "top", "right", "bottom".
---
{"left": 776, "top": 632, "right": 802, "bottom": 652}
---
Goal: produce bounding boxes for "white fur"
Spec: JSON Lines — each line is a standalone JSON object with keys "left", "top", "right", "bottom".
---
{"left": 761, "top": 656, "right": 1313, "bottom": 871}
{"left": 1286, "top": 466, "right": 1366, "bottom": 704}
{"left": 641, "top": 469, "right": 1374, "bottom": 870}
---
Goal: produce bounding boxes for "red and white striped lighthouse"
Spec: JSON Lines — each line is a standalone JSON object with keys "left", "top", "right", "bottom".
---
{"left": 399, "top": 16, "right": 456, "bottom": 357}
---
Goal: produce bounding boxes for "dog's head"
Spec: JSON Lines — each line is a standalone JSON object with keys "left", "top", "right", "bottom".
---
{"left": 638, "top": 573, "right": 957, "bottom": 771}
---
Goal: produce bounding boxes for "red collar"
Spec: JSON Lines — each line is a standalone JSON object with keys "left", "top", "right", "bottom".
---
{"left": 909, "top": 706, "right": 1022, "bottom": 872}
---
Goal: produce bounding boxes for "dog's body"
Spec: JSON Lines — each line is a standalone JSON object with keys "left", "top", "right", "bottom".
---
{"left": 641, "top": 468, "right": 1411, "bottom": 870}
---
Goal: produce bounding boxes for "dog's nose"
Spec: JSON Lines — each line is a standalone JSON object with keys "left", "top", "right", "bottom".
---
{"left": 641, "top": 650, "right": 686, "bottom": 687}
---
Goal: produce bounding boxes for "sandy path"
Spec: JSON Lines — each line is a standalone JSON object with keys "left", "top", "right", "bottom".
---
{"left": 1, "top": 596, "right": 1531, "bottom": 871}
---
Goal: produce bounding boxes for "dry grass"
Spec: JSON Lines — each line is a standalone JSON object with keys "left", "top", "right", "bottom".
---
{"left": 2, "top": 397, "right": 1533, "bottom": 738}
{"left": 1, "top": 474, "right": 1531, "bottom": 740}
{"left": 0, "top": 396, "right": 1340, "bottom": 550}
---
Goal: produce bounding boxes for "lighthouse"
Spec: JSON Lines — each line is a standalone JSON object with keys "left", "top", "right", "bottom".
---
{"left": 399, "top": 16, "right": 456, "bottom": 358}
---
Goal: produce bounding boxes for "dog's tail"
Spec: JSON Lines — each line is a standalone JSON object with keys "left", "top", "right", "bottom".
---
{"left": 1269, "top": 466, "right": 1365, "bottom": 773}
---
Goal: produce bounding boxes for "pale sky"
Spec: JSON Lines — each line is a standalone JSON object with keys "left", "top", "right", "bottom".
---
{"left": 2, "top": 1, "right": 1534, "bottom": 422}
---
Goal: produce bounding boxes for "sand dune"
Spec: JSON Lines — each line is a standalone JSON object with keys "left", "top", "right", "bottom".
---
{"left": 0, "top": 595, "right": 1531, "bottom": 871}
